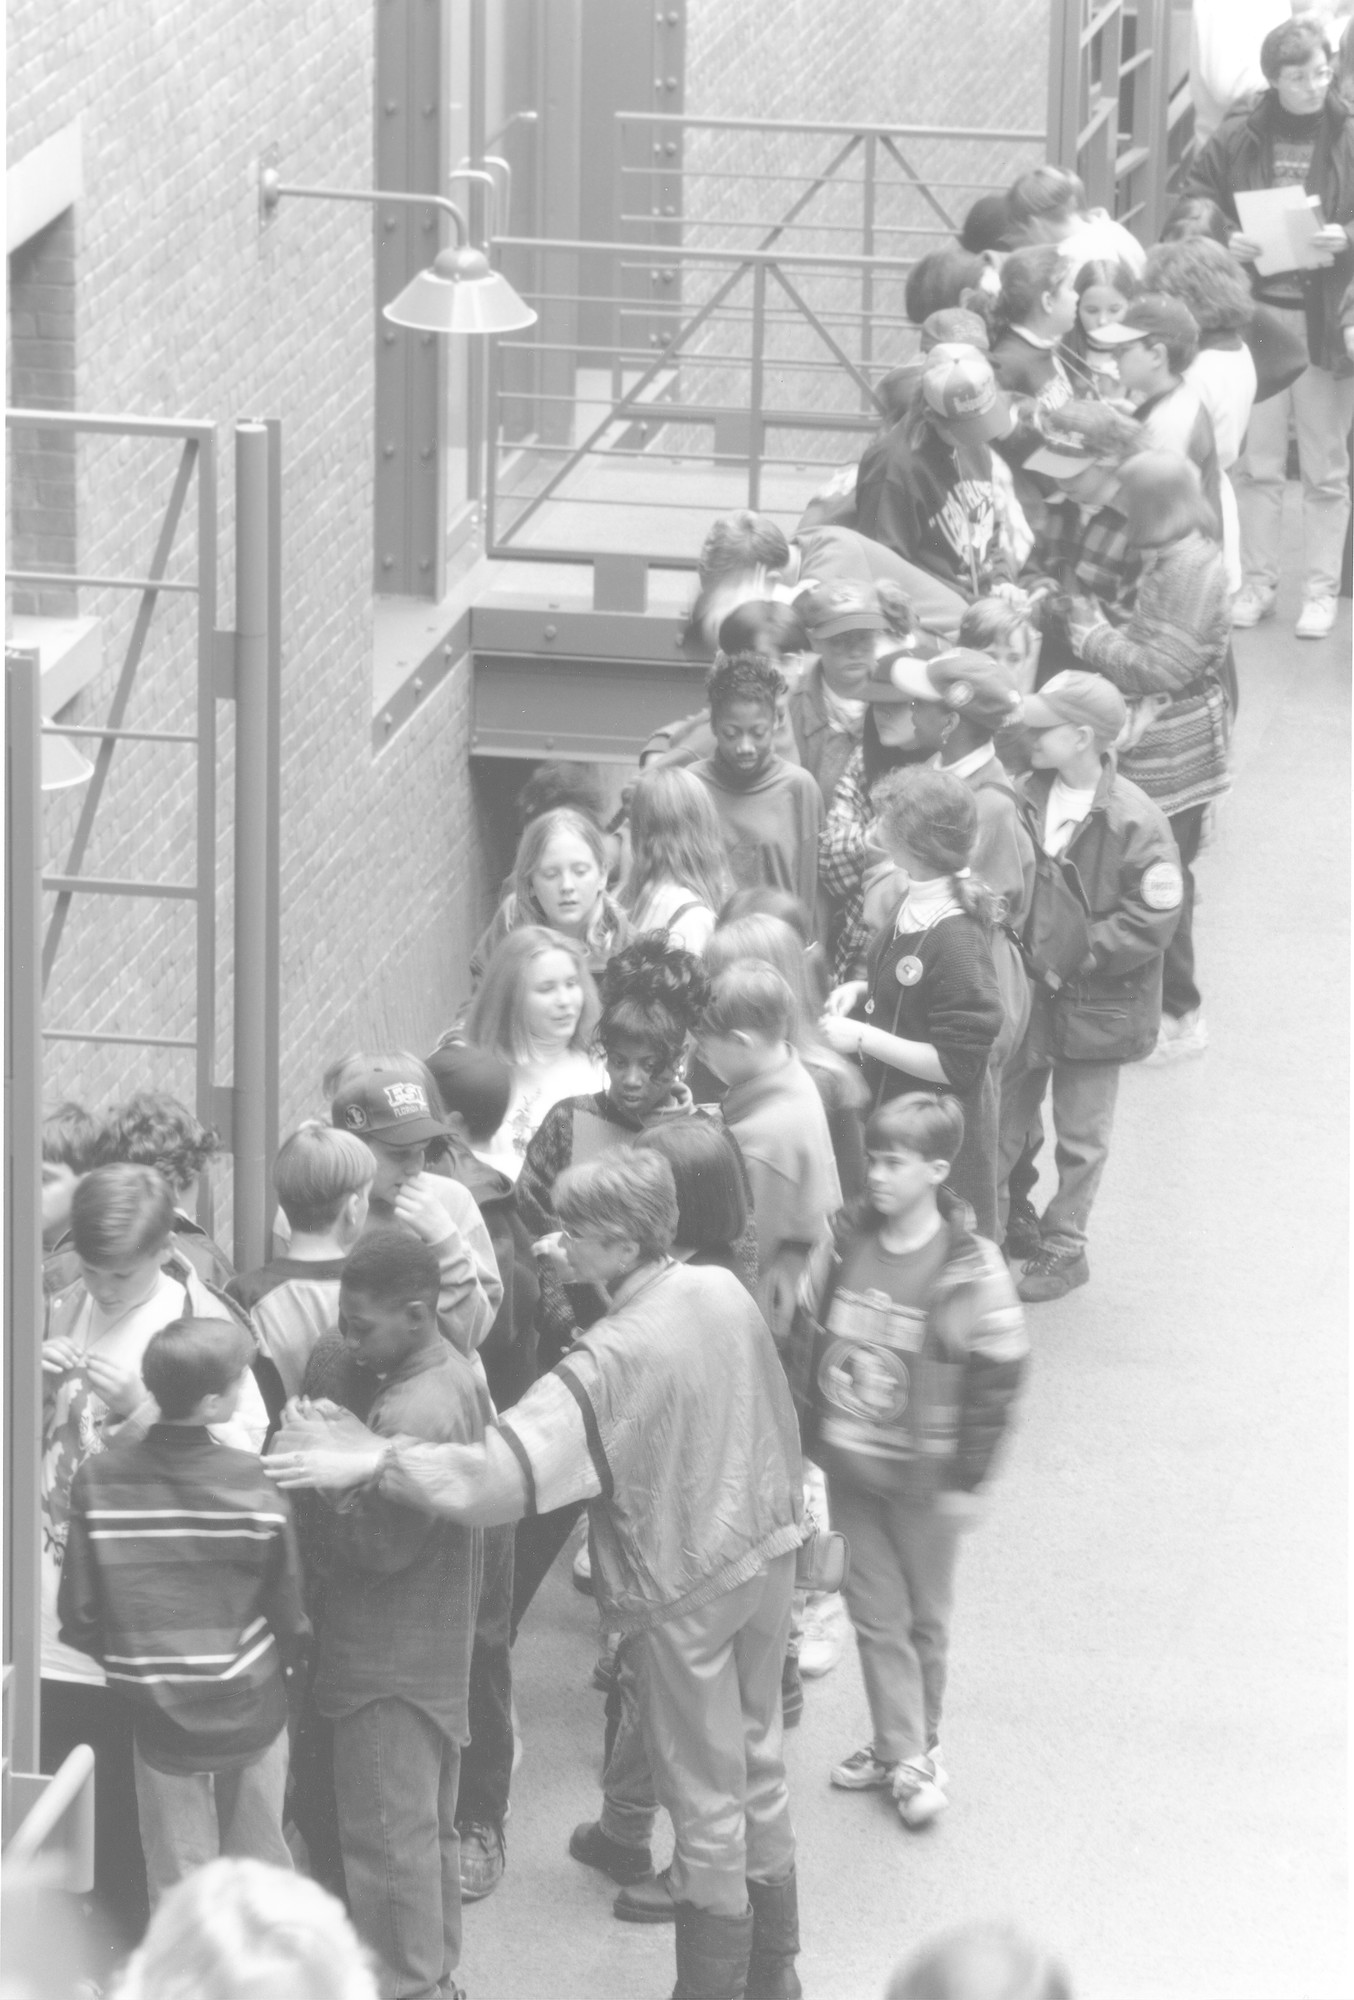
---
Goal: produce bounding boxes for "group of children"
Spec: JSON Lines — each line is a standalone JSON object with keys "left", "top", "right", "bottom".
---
{"left": 36, "top": 48, "right": 1341, "bottom": 1990}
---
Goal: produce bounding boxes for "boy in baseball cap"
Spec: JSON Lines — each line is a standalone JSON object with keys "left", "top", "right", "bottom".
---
{"left": 327, "top": 1053, "right": 502, "bottom": 1355}
{"left": 856, "top": 344, "right": 1027, "bottom": 599}
{"left": 997, "top": 671, "right": 1183, "bottom": 1301}
{"left": 1088, "top": 293, "right": 1222, "bottom": 537}
{"left": 791, "top": 582, "right": 886, "bottom": 802}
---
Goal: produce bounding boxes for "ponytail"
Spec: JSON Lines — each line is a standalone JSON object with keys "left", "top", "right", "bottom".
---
{"left": 949, "top": 870, "right": 1001, "bottom": 933}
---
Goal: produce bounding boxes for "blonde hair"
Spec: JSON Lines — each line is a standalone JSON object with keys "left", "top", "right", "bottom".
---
{"left": 111, "top": 1858, "right": 378, "bottom": 2000}
{"left": 274, "top": 1119, "right": 374, "bottom": 1233}
{"left": 625, "top": 766, "right": 734, "bottom": 926}
{"left": 505, "top": 808, "right": 610, "bottom": 940}
{"left": 704, "top": 914, "right": 822, "bottom": 1060}
{"left": 466, "top": 927, "right": 600, "bottom": 1065}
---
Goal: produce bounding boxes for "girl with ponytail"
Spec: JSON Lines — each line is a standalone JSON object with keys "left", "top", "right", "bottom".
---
{"left": 820, "top": 766, "right": 1004, "bottom": 1237}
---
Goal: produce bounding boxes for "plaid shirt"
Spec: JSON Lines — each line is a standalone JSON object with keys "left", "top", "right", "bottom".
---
{"left": 1027, "top": 497, "right": 1141, "bottom": 608}
{"left": 820, "top": 749, "right": 882, "bottom": 982}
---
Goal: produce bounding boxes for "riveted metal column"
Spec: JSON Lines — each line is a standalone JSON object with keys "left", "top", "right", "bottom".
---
{"left": 375, "top": 0, "right": 448, "bottom": 599}
{"left": 231, "top": 425, "right": 274, "bottom": 1274}
{"left": 5, "top": 646, "right": 44, "bottom": 1774}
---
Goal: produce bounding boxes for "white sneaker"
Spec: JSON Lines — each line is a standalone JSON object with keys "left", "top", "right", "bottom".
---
{"left": 893, "top": 1755, "right": 949, "bottom": 1828}
{"left": 1295, "top": 595, "right": 1337, "bottom": 639}
{"left": 1230, "top": 583, "right": 1276, "bottom": 628}
{"left": 796, "top": 1597, "right": 845, "bottom": 1679}
{"left": 1144, "top": 1010, "right": 1209, "bottom": 1065}
{"left": 572, "top": 1540, "right": 593, "bottom": 1593}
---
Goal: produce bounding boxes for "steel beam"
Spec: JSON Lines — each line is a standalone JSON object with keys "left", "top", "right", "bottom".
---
{"left": 5, "top": 647, "right": 44, "bottom": 1776}
{"left": 231, "top": 424, "right": 273, "bottom": 1275}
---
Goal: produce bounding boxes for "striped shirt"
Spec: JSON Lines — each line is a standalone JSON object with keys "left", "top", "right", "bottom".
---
{"left": 58, "top": 1425, "right": 309, "bottom": 1773}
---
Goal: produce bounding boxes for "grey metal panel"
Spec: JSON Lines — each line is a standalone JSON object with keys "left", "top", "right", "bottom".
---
{"left": 472, "top": 652, "right": 705, "bottom": 761}
{"left": 374, "top": 0, "right": 447, "bottom": 599}
{"left": 470, "top": 601, "right": 687, "bottom": 661}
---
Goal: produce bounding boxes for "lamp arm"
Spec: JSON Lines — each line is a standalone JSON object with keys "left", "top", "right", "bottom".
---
{"left": 259, "top": 167, "right": 468, "bottom": 246}
{"left": 449, "top": 165, "right": 501, "bottom": 242}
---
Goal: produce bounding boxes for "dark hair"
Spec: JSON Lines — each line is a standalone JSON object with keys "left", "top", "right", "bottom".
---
{"left": 706, "top": 650, "right": 786, "bottom": 719}
{"left": 702, "top": 963, "right": 794, "bottom": 1042}
{"left": 515, "top": 761, "right": 605, "bottom": 833}
{"left": 872, "top": 765, "right": 1002, "bottom": 929}
{"left": 632, "top": 1120, "right": 749, "bottom": 1250}
{"left": 1074, "top": 257, "right": 1138, "bottom": 304}
{"left": 141, "top": 1317, "right": 255, "bottom": 1419}
{"left": 1159, "top": 195, "right": 1230, "bottom": 246}
{"left": 553, "top": 1150, "right": 679, "bottom": 1261}
{"left": 1144, "top": 238, "right": 1254, "bottom": 337}
{"left": 718, "top": 886, "right": 813, "bottom": 942}
{"left": 341, "top": 1224, "right": 441, "bottom": 1309}
{"left": 717, "top": 600, "right": 809, "bottom": 658}
{"left": 101, "top": 1092, "right": 219, "bottom": 1197}
{"left": 598, "top": 934, "right": 710, "bottom": 1062}
{"left": 42, "top": 1101, "right": 103, "bottom": 1174}
{"left": 71, "top": 1163, "right": 176, "bottom": 1264}
{"left": 1260, "top": 15, "right": 1332, "bottom": 82}
{"left": 1007, "top": 164, "right": 1085, "bottom": 233}
{"left": 1130, "top": 291, "right": 1199, "bottom": 375}
{"left": 905, "top": 246, "right": 989, "bottom": 324}
{"left": 425, "top": 1044, "right": 513, "bottom": 1143}
{"left": 865, "top": 1091, "right": 965, "bottom": 1165}
{"left": 959, "top": 191, "right": 1013, "bottom": 255}
{"left": 861, "top": 705, "right": 926, "bottom": 788}
{"left": 994, "top": 245, "right": 1072, "bottom": 339}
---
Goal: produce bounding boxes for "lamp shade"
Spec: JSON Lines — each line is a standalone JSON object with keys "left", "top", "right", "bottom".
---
{"left": 382, "top": 246, "right": 537, "bottom": 335}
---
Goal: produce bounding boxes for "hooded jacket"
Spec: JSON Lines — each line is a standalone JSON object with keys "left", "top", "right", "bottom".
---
{"left": 1186, "top": 87, "right": 1354, "bottom": 376}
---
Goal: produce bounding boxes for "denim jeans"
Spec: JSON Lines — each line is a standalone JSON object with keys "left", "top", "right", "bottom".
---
{"left": 456, "top": 1522, "right": 514, "bottom": 1834}
{"left": 599, "top": 1634, "right": 658, "bottom": 1852}
{"left": 132, "top": 1727, "right": 291, "bottom": 1905}
{"left": 333, "top": 1699, "right": 463, "bottom": 2000}
{"left": 41, "top": 1678, "right": 148, "bottom": 1946}
{"left": 998, "top": 1047, "right": 1121, "bottom": 1252}
{"left": 825, "top": 1481, "right": 962, "bottom": 1764}
{"left": 1236, "top": 332, "right": 1354, "bottom": 599}
{"left": 1163, "top": 806, "right": 1205, "bottom": 1021}
{"left": 638, "top": 1553, "right": 796, "bottom": 1918}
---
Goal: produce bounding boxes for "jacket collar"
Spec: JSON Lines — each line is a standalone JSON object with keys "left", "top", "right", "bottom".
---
{"left": 1023, "top": 752, "right": 1118, "bottom": 819}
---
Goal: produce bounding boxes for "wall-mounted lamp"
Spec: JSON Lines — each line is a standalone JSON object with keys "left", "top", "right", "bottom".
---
{"left": 258, "top": 159, "right": 536, "bottom": 335}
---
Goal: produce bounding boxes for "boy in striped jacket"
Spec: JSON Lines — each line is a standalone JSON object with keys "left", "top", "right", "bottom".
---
{"left": 57, "top": 1316, "right": 309, "bottom": 1904}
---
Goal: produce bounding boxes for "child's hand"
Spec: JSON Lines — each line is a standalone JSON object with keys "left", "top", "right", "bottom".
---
{"left": 819, "top": 1010, "right": 865, "bottom": 1057}
{"left": 1227, "top": 231, "right": 1263, "bottom": 264}
{"left": 531, "top": 1231, "right": 571, "bottom": 1272}
{"left": 823, "top": 980, "right": 868, "bottom": 1018}
{"left": 41, "top": 1337, "right": 84, "bottom": 1374}
{"left": 85, "top": 1353, "right": 145, "bottom": 1419}
{"left": 392, "top": 1174, "right": 455, "bottom": 1247}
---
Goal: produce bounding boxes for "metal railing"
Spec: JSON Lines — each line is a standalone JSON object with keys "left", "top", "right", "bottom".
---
{"left": 479, "top": 111, "right": 1046, "bottom": 569}
{"left": 1048, "top": 0, "right": 1183, "bottom": 238}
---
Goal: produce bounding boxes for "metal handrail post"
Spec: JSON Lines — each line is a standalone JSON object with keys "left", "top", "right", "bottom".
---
{"left": 232, "top": 425, "right": 272, "bottom": 1274}
{"left": 747, "top": 260, "right": 768, "bottom": 512}
{"left": 4, "top": 647, "right": 44, "bottom": 1776}
{"left": 861, "top": 132, "right": 877, "bottom": 413}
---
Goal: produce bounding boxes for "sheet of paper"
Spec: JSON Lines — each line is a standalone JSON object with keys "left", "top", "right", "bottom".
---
{"left": 1235, "top": 186, "right": 1324, "bottom": 277}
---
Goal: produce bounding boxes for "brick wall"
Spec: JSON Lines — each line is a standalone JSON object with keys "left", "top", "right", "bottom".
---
{"left": 9, "top": 0, "right": 476, "bottom": 1179}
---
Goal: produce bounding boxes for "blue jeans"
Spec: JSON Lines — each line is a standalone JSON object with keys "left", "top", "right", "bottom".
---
{"left": 332, "top": 1700, "right": 463, "bottom": 2000}
{"left": 600, "top": 1634, "right": 658, "bottom": 1852}
{"left": 132, "top": 1727, "right": 291, "bottom": 1905}
{"left": 457, "top": 1522, "right": 515, "bottom": 1834}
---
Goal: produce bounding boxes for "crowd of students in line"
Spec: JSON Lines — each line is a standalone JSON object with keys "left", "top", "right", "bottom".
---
{"left": 32, "top": 17, "right": 1349, "bottom": 1998}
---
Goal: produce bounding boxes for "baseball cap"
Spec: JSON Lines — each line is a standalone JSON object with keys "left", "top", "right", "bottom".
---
{"left": 920, "top": 307, "right": 990, "bottom": 353}
{"left": 885, "top": 647, "right": 1023, "bottom": 731}
{"left": 331, "top": 1060, "right": 445, "bottom": 1145}
{"left": 800, "top": 580, "right": 883, "bottom": 641}
{"left": 1088, "top": 292, "right": 1199, "bottom": 351}
{"left": 921, "top": 345, "right": 1012, "bottom": 445}
{"left": 1019, "top": 670, "right": 1127, "bottom": 744}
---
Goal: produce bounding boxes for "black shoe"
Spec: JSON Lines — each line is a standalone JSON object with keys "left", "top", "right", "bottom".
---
{"left": 1003, "top": 1194, "right": 1042, "bottom": 1263}
{"left": 568, "top": 1818, "right": 654, "bottom": 1886}
{"left": 747, "top": 1870, "right": 802, "bottom": 2000}
{"left": 613, "top": 1864, "right": 677, "bottom": 1923}
{"left": 780, "top": 1653, "right": 803, "bottom": 1730}
{"left": 1018, "top": 1243, "right": 1089, "bottom": 1303}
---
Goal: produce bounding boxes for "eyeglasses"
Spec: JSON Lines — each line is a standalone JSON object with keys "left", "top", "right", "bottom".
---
{"left": 1280, "top": 64, "right": 1333, "bottom": 84}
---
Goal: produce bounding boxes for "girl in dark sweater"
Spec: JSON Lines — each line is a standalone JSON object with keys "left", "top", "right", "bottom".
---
{"left": 820, "top": 767, "right": 1004, "bottom": 1239}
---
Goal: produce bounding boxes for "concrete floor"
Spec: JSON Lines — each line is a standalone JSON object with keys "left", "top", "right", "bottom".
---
{"left": 460, "top": 571, "right": 1349, "bottom": 2000}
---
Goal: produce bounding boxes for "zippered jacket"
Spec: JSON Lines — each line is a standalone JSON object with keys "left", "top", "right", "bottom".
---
{"left": 787, "top": 1190, "right": 1027, "bottom": 1498}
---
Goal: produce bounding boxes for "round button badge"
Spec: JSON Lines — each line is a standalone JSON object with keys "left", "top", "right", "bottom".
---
{"left": 895, "top": 955, "right": 924, "bottom": 987}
